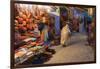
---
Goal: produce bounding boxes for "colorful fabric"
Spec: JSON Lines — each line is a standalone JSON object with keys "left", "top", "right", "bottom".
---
{"left": 23, "top": 38, "right": 36, "bottom": 42}
{"left": 42, "top": 25, "right": 48, "bottom": 42}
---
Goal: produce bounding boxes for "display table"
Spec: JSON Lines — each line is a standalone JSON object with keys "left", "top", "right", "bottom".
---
{"left": 15, "top": 46, "right": 46, "bottom": 66}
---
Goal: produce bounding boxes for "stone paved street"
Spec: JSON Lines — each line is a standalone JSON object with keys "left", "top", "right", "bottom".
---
{"left": 44, "top": 33, "right": 95, "bottom": 64}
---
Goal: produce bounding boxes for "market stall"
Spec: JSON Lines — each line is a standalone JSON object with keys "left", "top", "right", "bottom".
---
{"left": 14, "top": 4, "right": 56, "bottom": 66}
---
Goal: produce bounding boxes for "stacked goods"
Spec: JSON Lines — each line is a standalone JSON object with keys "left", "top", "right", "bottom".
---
{"left": 14, "top": 5, "right": 57, "bottom": 65}
{"left": 14, "top": 35, "right": 55, "bottom": 65}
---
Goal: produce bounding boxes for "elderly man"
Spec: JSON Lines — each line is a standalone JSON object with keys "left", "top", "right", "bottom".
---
{"left": 60, "top": 21, "right": 71, "bottom": 47}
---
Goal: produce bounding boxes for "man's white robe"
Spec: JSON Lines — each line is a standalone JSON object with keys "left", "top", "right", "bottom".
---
{"left": 61, "top": 24, "right": 71, "bottom": 45}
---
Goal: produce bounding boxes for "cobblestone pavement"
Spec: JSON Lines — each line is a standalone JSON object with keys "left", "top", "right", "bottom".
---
{"left": 44, "top": 33, "right": 95, "bottom": 64}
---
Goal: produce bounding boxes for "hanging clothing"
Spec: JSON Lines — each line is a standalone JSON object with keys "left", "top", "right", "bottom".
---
{"left": 33, "top": 27, "right": 40, "bottom": 37}
{"left": 55, "top": 15, "right": 60, "bottom": 35}
{"left": 49, "top": 12, "right": 60, "bottom": 36}
{"left": 41, "top": 25, "right": 49, "bottom": 42}
{"left": 79, "top": 14, "right": 86, "bottom": 33}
